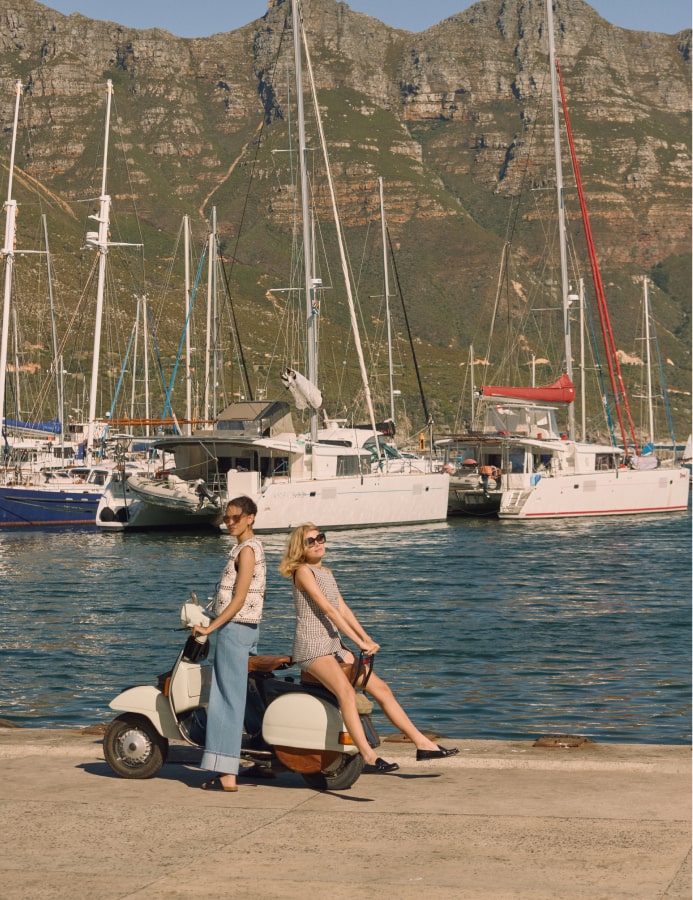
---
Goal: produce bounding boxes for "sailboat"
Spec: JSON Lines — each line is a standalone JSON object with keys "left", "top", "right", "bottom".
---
{"left": 442, "top": 0, "right": 689, "bottom": 520}
{"left": 0, "top": 80, "right": 151, "bottom": 526}
{"left": 98, "top": 0, "right": 448, "bottom": 533}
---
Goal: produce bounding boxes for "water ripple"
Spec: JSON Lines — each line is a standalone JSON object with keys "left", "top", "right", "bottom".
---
{"left": 0, "top": 510, "right": 690, "bottom": 744}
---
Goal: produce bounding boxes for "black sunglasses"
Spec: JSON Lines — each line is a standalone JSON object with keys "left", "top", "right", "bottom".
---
{"left": 305, "top": 532, "right": 326, "bottom": 547}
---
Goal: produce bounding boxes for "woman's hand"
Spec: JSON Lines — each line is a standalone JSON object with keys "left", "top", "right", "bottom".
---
{"left": 191, "top": 624, "right": 212, "bottom": 638}
{"left": 361, "top": 639, "right": 380, "bottom": 656}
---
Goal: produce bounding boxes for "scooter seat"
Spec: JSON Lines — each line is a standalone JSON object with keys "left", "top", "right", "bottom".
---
{"left": 248, "top": 654, "right": 292, "bottom": 673}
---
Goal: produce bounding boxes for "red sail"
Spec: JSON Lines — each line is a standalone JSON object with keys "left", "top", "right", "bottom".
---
{"left": 481, "top": 374, "right": 575, "bottom": 404}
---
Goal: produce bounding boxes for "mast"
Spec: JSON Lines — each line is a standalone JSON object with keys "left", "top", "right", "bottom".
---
{"left": 44, "top": 214, "right": 64, "bottom": 448}
{"left": 578, "top": 278, "right": 586, "bottom": 440}
{"left": 204, "top": 207, "right": 216, "bottom": 423}
{"left": 143, "top": 296, "right": 151, "bottom": 436}
{"left": 300, "top": 6, "right": 382, "bottom": 452}
{"left": 546, "top": 0, "right": 575, "bottom": 440}
{"left": 85, "top": 80, "right": 142, "bottom": 456}
{"left": 85, "top": 80, "right": 114, "bottom": 455}
{"left": 378, "top": 177, "right": 395, "bottom": 421}
{"left": 643, "top": 277, "right": 654, "bottom": 445}
{"left": 469, "top": 344, "right": 475, "bottom": 428}
{"left": 11, "top": 308, "right": 20, "bottom": 418}
{"left": 292, "top": 0, "right": 319, "bottom": 443}
{"left": 183, "top": 215, "right": 193, "bottom": 435}
{"left": 130, "top": 295, "right": 140, "bottom": 420}
{"left": 130, "top": 294, "right": 151, "bottom": 435}
{"left": 0, "top": 79, "right": 22, "bottom": 441}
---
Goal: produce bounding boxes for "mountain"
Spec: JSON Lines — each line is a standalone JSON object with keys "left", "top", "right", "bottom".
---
{"left": 0, "top": 0, "right": 690, "bottom": 439}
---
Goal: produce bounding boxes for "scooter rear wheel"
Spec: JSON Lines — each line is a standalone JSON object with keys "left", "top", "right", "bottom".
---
{"left": 104, "top": 714, "right": 169, "bottom": 779}
{"left": 301, "top": 752, "right": 364, "bottom": 791}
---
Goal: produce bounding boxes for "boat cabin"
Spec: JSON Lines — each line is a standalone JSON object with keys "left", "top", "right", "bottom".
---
{"left": 150, "top": 399, "right": 371, "bottom": 496}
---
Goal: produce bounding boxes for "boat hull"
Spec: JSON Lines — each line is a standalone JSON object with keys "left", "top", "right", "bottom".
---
{"left": 251, "top": 472, "right": 449, "bottom": 532}
{"left": 499, "top": 466, "right": 690, "bottom": 519}
{"left": 98, "top": 470, "right": 449, "bottom": 532}
{"left": 0, "top": 485, "right": 101, "bottom": 527}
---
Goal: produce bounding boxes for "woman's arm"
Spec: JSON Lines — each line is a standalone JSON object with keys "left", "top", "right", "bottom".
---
{"left": 294, "top": 566, "right": 378, "bottom": 654}
{"left": 193, "top": 545, "right": 255, "bottom": 636}
{"left": 338, "top": 595, "right": 374, "bottom": 647}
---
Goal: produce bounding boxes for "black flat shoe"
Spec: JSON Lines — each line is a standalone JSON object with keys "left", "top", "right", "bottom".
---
{"left": 364, "top": 757, "right": 400, "bottom": 773}
{"left": 416, "top": 745, "right": 460, "bottom": 761}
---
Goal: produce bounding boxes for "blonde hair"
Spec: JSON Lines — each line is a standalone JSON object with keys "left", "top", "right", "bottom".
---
{"left": 278, "top": 523, "right": 319, "bottom": 578}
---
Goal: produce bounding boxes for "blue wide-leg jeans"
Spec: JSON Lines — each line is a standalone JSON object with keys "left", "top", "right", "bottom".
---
{"left": 201, "top": 621, "right": 258, "bottom": 775}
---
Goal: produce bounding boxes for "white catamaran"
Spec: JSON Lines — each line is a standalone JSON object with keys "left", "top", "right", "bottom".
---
{"left": 440, "top": 0, "right": 689, "bottom": 520}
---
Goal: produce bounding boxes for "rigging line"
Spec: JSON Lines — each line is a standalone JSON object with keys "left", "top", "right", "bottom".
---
{"left": 214, "top": 9, "right": 294, "bottom": 404}
{"left": 110, "top": 92, "right": 147, "bottom": 285}
{"left": 482, "top": 240, "right": 509, "bottom": 380}
{"left": 150, "top": 225, "right": 183, "bottom": 334}
{"left": 504, "top": 70, "right": 548, "bottom": 248}
{"left": 557, "top": 58, "right": 638, "bottom": 456}
{"left": 144, "top": 301, "right": 171, "bottom": 397}
{"left": 300, "top": 10, "right": 380, "bottom": 446}
{"left": 385, "top": 223, "right": 429, "bottom": 425}
{"left": 54, "top": 252, "right": 100, "bottom": 363}
{"left": 649, "top": 303, "right": 677, "bottom": 448}
{"left": 217, "top": 232, "right": 253, "bottom": 403}
{"left": 161, "top": 245, "right": 207, "bottom": 420}
{"left": 584, "top": 283, "right": 617, "bottom": 445}
{"left": 99, "top": 318, "right": 138, "bottom": 453}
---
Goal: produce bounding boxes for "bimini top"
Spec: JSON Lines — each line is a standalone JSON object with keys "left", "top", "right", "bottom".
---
{"left": 481, "top": 374, "right": 576, "bottom": 405}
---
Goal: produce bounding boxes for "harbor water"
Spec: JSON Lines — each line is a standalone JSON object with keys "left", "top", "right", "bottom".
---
{"left": 1, "top": 510, "right": 690, "bottom": 744}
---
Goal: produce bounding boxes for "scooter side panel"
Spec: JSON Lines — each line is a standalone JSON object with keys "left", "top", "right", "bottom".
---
{"left": 170, "top": 660, "right": 212, "bottom": 713}
{"left": 109, "top": 686, "right": 179, "bottom": 739}
{"left": 261, "top": 692, "right": 358, "bottom": 754}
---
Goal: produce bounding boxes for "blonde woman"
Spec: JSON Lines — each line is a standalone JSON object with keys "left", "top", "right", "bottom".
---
{"left": 279, "top": 524, "right": 458, "bottom": 771}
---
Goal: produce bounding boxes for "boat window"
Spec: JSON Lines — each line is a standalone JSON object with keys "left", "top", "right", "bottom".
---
{"left": 336, "top": 456, "right": 363, "bottom": 477}
{"left": 260, "top": 457, "right": 289, "bottom": 479}
{"left": 509, "top": 451, "right": 526, "bottom": 473}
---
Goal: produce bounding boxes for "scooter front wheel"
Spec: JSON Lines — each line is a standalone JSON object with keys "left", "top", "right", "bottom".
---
{"left": 103, "top": 714, "right": 169, "bottom": 779}
{"left": 301, "top": 752, "right": 364, "bottom": 791}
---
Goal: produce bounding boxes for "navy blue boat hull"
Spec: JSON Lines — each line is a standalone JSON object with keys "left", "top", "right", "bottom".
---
{"left": 0, "top": 486, "right": 100, "bottom": 527}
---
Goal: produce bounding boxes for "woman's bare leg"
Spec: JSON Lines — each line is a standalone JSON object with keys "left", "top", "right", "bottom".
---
{"left": 361, "top": 672, "right": 439, "bottom": 751}
{"left": 306, "top": 656, "right": 385, "bottom": 766}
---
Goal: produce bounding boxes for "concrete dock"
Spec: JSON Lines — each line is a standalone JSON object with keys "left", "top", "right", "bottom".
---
{"left": 0, "top": 726, "right": 689, "bottom": 899}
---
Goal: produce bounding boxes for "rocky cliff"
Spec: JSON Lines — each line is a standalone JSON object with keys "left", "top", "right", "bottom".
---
{"left": 0, "top": 0, "right": 689, "bottom": 436}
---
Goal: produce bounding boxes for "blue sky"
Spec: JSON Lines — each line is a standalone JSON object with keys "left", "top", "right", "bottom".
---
{"left": 40, "top": 1, "right": 692, "bottom": 38}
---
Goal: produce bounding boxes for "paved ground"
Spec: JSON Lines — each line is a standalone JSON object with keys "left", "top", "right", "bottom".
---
{"left": 0, "top": 727, "right": 690, "bottom": 899}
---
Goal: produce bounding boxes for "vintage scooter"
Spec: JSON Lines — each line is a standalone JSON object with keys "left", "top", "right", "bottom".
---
{"left": 103, "top": 593, "right": 379, "bottom": 790}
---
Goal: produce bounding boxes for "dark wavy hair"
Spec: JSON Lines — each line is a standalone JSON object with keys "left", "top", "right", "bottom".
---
{"left": 226, "top": 496, "right": 258, "bottom": 517}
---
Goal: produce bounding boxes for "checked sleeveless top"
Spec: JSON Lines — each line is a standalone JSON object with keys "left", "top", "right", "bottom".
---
{"left": 292, "top": 564, "right": 342, "bottom": 668}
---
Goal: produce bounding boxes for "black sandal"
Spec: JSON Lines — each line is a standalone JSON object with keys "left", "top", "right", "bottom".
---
{"left": 201, "top": 776, "right": 238, "bottom": 792}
